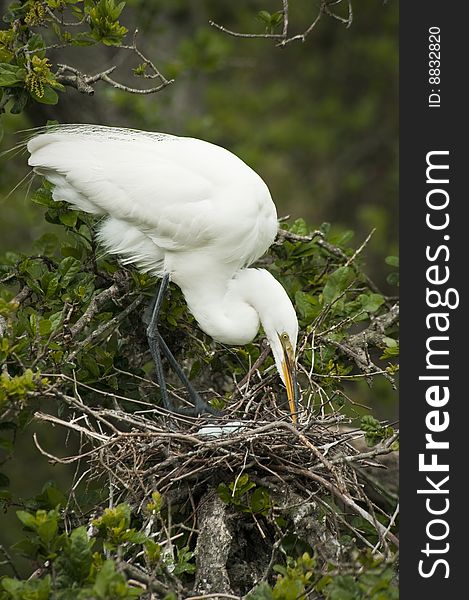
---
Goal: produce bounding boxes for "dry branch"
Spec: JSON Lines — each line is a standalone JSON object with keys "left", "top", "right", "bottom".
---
{"left": 33, "top": 395, "right": 399, "bottom": 554}
{"left": 55, "top": 30, "right": 173, "bottom": 96}
{"left": 210, "top": 1, "right": 353, "bottom": 47}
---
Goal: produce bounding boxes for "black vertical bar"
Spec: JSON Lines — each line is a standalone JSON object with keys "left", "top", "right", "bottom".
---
{"left": 400, "top": 2, "right": 468, "bottom": 596}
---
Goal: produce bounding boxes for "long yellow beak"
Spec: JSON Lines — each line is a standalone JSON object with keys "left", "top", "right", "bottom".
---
{"left": 280, "top": 337, "right": 300, "bottom": 423}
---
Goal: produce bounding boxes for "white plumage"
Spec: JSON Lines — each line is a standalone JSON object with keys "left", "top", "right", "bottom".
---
{"left": 27, "top": 125, "right": 299, "bottom": 419}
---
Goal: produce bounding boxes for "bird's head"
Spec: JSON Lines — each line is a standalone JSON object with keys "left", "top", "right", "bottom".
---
{"left": 243, "top": 270, "right": 300, "bottom": 422}
{"left": 265, "top": 321, "right": 299, "bottom": 423}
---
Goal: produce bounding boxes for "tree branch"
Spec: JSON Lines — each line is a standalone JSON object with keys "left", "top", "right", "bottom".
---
{"left": 210, "top": 1, "right": 354, "bottom": 47}
{"left": 55, "top": 31, "right": 173, "bottom": 96}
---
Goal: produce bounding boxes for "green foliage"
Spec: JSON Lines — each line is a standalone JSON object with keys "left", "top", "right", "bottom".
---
{"left": 360, "top": 415, "right": 395, "bottom": 448}
{"left": 248, "top": 552, "right": 398, "bottom": 600}
{"left": 171, "top": 547, "right": 196, "bottom": 576}
{"left": 271, "top": 553, "right": 316, "bottom": 600}
{"left": 317, "top": 552, "right": 399, "bottom": 600}
{"left": 0, "top": 0, "right": 130, "bottom": 129}
{"left": 385, "top": 255, "right": 399, "bottom": 287}
{"left": 92, "top": 504, "right": 147, "bottom": 550}
{"left": 143, "top": 539, "right": 161, "bottom": 566}
{"left": 218, "top": 474, "right": 271, "bottom": 516}
{"left": 0, "top": 495, "right": 213, "bottom": 598}
{"left": 0, "top": 369, "right": 45, "bottom": 408}
{"left": 257, "top": 10, "right": 284, "bottom": 34}
{"left": 145, "top": 490, "right": 163, "bottom": 513}
{"left": 0, "top": 504, "right": 146, "bottom": 599}
{"left": 85, "top": 0, "right": 128, "bottom": 46}
{"left": 16, "top": 507, "right": 60, "bottom": 552}
{"left": 1, "top": 575, "right": 52, "bottom": 600}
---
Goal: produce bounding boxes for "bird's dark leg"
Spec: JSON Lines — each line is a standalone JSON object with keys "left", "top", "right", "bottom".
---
{"left": 146, "top": 274, "right": 172, "bottom": 412}
{"left": 146, "top": 274, "right": 220, "bottom": 416}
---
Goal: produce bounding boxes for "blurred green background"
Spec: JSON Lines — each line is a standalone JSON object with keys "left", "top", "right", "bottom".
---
{"left": 0, "top": 0, "right": 398, "bottom": 574}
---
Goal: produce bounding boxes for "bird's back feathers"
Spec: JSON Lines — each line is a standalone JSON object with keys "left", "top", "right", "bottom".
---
{"left": 27, "top": 125, "right": 278, "bottom": 276}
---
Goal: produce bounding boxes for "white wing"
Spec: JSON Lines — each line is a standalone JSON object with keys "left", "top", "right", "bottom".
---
{"left": 28, "top": 125, "right": 277, "bottom": 272}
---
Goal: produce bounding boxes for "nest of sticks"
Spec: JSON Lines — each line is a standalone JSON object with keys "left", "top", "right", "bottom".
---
{"left": 34, "top": 380, "right": 399, "bottom": 542}
{"left": 31, "top": 371, "right": 399, "bottom": 596}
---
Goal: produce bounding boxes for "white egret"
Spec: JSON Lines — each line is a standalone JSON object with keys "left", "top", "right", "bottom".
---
{"left": 27, "top": 125, "right": 299, "bottom": 421}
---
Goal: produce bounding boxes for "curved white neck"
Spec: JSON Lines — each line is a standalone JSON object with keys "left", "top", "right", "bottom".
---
{"left": 177, "top": 268, "right": 261, "bottom": 345}
{"left": 172, "top": 265, "right": 297, "bottom": 390}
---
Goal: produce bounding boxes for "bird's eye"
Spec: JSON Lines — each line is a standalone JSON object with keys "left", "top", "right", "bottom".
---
{"left": 281, "top": 332, "right": 289, "bottom": 341}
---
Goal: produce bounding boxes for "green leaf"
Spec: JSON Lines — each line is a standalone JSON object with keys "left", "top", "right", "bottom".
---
{"left": 2, "top": 576, "right": 51, "bottom": 599}
{"left": 386, "top": 271, "right": 399, "bottom": 286}
{"left": 324, "top": 575, "right": 360, "bottom": 600}
{"left": 27, "top": 33, "right": 46, "bottom": 58}
{"left": 49, "top": 311, "right": 63, "bottom": 333}
{"left": 33, "top": 85, "right": 59, "bottom": 105}
{"left": 58, "top": 256, "right": 82, "bottom": 287}
{"left": 70, "top": 32, "right": 97, "bottom": 46}
{"left": 217, "top": 482, "right": 231, "bottom": 504}
{"left": 257, "top": 10, "right": 273, "bottom": 25}
{"left": 16, "top": 509, "right": 37, "bottom": 529}
{"left": 383, "top": 336, "right": 397, "bottom": 348}
{"left": 322, "top": 266, "right": 355, "bottom": 305}
{"left": 33, "top": 232, "right": 59, "bottom": 254}
{"left": 0, "top": 63, "right": 26, "bottom": 86}
{"left": 144, "top": 539, "right": 161, "bottom": 565}
{"left": 35, "top": 481, "right": 67, "bottom": 509}
{"left": 93, "top": 560, "right": 115, "bottom": 597}
{"left": 63, "top": 526, "right": 94, "bottom": 583}
{"left": 289, "top": 218, "right": 308, "bottom": 236}
{"left": 146, "top": 490, "right": 163, "bottom": 512}
{"left": 36, "top": 510, "right": 59, "bottom": 545}
{"left": 270, "top": 11, "right": 284, "bottom": 26}
{"left": 381, "top": 344, "right": 399, "bottom": 359}
{"left": 59, "top": 211, "right": 79, "bottom": 227}
{"left": 359, "top": 293, "right": 385, "bottom": 313}
{"left": 295, "top": 291, "right": 320, "bottom": 322}
{"left": 246, "top": 581, "right": 275, "bottom": 600}
{"left": 44, "top": 276, "right": 59, "bottom": 299}
{"left": 38, "top": 318, "right": 52, "bottom": 336}
{"left": 10, "top": 88, "right": 29, "bottom": 114}
{"left": 32, "top": 185, "right": 54, "bottom": 207}
{"left": 320, "top": 222, "right": 331, "bottom": 235}
{"left": 233, "top": 473, "right": 256, "bottom": 495}
{"left": 173, "top": 546, "right": 196, "bottom": 575}
{"left": 361, "top": 415, "right": 394, "bottom": 447}
{"left": 385, "top": 255, "right": 399, "bottom": 267}
{"left": 250, "top": 487, "right": 271, "bottom": 515}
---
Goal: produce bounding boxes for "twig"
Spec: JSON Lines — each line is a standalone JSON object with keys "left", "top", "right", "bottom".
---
{"left": 344, "top": 228, "right": 376, "bottom": 267}
{"left": 34, "top": 412, "right": 108, "bottom": 442}
{"left": 282, "top": 465, "right": 399, "bottom": 547}
{"left": 67, "top": 281, "right": 129, "bottom": 338}
{"left": 119, "top": 561, "right": 172, "bottom": 596}
{"left": 66, "top": 294, "right": 144, "bottom": 363}
{"left": 0, "top": 545, "right": 20, "bottom": 578}
{"left": 208, "top": 21, "right": 284, "bottom": 40}
{"left": 210, "top": 1, "right": 353, "bottom": 47}
{"left": 373, "top": 502, "right": 399, "bottom": 553}
{"left": 44, "top": 6, "right": 88, "bottom": 27}
{"left": 55, "top": 31, "right": 173, "bottom": 96}
{"left": 236, "top": 344, "right": 270, "bottom": 390}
